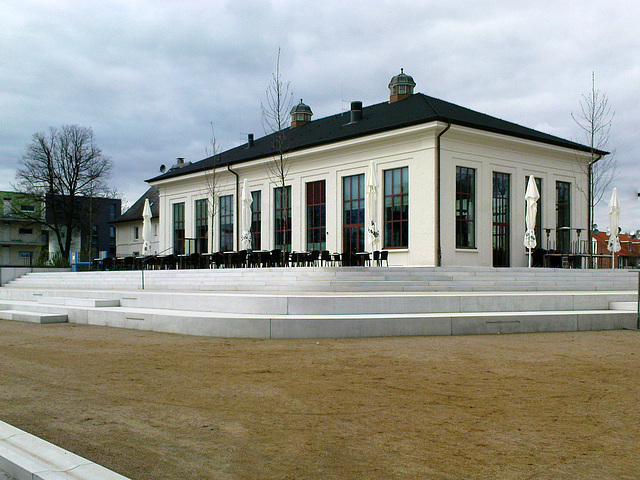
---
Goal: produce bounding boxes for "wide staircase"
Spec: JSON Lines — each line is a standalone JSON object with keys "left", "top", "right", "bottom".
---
{"left": 0, "top": 266, "right": 637, "bottom": 338}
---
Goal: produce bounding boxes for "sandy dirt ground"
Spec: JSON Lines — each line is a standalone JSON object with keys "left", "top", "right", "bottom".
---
{"left": 0, "top": 320, "right": 639, "bottom": 480}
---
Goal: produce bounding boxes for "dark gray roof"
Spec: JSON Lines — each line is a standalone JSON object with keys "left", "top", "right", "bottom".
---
{"left": 111, "top": 186, "right": 159, "bottom": 223}
{"left": 148, "top": 93, "right": 605, "bottom": 183}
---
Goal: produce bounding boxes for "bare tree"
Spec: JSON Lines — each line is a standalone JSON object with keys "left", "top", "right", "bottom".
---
{"left": 202, "top": 123, "right": 222, "bottom": 252}
{"left": 572, "top": 72, "right": 616, "bottom": 260}
{"left": 261, "top": 48, "right": 294, "bottom": 250}
{"left": 13, "top": 125, "right": 113, "bottom": 263}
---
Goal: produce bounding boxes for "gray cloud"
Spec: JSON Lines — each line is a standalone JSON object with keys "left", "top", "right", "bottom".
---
{"left": 1, "top": 0, "right": 638, "bottom": 227}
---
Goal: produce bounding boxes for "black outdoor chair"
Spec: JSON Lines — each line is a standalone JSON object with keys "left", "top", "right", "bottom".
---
{"left": 247, "top": 250, "right": 259, "bottom": 268}
{"left": 308, "top": 250, "right": 320, "bottom": 267}
{"left": 209, "top": 252, "right": 224, "bottom": 269}
{"left": 357, "top": 252, "right": 371, "bottom": 266}
{"left": 102, "top": 257, "right": 115, "bottom": 271}
{"left": 123, "top": 256, "right": 136, "bottom": 270}
{"left": 342, "top": 252, "right": 356, "bottom": 267}
{"left": 234, "top": 250, "right": 248, "bottom": 268}
{"left": 142, "top": 255, "right": 158, "bottom": 270}
{"left": 291, "top": 251, "right": 305, "bottom": 267}
{"left": 160, "top": 254, "right": 177, "bottom": 269}
{"left": 320, "top": 250, "right": 331, "bottom": 266}
{"left": 532, "top": 248, "right": 545, "bottom": 268}
{"left": 269, "top": 249, "right": 282, "bottom": 267}
{"left": 188, "top": 252, "right": 202, "bottom": 269}
{"left": 259, "top": 251, "right": 271, "bottom": 268}
{"left": 379, "top": 250, "right": 389, "bottom": 267}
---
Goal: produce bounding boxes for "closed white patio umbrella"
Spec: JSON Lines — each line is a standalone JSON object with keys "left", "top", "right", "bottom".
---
{"left": 240, "top": 179, "right": 253, "bottom": 250}
{"left": 524, "top": 176, "right": 540, "bottom": 267}
{"left": 607, "top": 187, "right": 621, "bottom": 269}
{"left": 365, "top": 161, "right": 380, "bottom": 252}
{"left": 142, "top": 198, "right": 153, "bottom": 255}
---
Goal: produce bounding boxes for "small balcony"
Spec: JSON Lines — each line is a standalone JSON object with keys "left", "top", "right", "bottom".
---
{"left": 0, "top": 236, "right": 48, "bottom": 247}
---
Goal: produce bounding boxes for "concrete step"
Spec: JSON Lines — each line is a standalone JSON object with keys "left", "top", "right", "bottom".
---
{"left": 41, "top": 297, "right": 120, "bottom": 307}
{"left": 6, "top": 278, "right": 634, "bottom": 293}
{"left": 1, "top": 267, "right": 637, "bottom": 338}
{"left": 0, "top": 295, "right": 636, "bottom": 338}
{"left": 0, "top": 420, "right": 130, "bottom": 480}
{"left": 3, "top": 302, "right": 633, "bottom": 338}
{"left": 610, "top": 301, "right": 638, "bottom": 311}
{"left": 1, "top": 289, "right": 634, "bottom": 316}
{"left": 0, "top": 309, "right": 67, "bottom": 324}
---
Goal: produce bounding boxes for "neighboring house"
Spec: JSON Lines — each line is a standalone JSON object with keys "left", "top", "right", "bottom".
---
{"left": 592, "top": 231, "right": 640, "bottom": 268}
{"left": 0, "top": 192, "right": 47, "bottom": 266}
{"left": 147, "top": 70, "right": 603, "bottom": 267}
{"left": 111, "top": 187, "right": 160, "bottom": 256}
{"left": 45, "top": 194, "right": 121, "bottom": 260}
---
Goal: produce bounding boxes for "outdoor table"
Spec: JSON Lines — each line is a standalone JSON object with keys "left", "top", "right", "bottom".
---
{"left": 177, "top": 254, "right": 189, "bottom": 269}
{"left": 248, "top": 250, "right": 269, "bottom": 268}
{"left": 223, "top": 251, "right": 238, "bottom": 268}
{"left": 355, "top": 252, "right": 371, "bottom": 266}
{"left": 291, "top": 251, "right": 309, "bottom": 267}
{"left": 134, "top": 256, "right": 145, "bottom": 270}
{"left": 201, "top": 253, "right": 214, "bottom": 268}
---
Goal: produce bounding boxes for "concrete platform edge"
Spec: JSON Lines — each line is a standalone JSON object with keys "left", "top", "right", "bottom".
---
{"left": 0, "top": 420, "right": 130, "bottom": 480}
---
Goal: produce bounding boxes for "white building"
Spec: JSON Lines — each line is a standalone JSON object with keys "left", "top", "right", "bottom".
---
{"left": 112, "top": 187, "right": 160, "bottom": 257}
{"left": 147, "top": 71, "right": 603, "bottom": 267}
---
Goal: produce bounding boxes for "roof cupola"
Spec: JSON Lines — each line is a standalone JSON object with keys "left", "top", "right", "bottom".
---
{"left": 290, "top": 99, "right": 313, "bottom": 128}
{"left": 388, "top": 68, "right": 416, "bottom": 103}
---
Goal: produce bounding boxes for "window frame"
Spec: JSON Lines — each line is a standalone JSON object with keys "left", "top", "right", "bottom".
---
{"left": 251, "top": 191, "right": 262, "bottom": 250}
{"left": 492, "top": 171, "right": 511, "bottom": 267}
{"left": 455, "top": 166, "right": 476, "bottom": 249}
{"left": 342, "top": 174, "right": 365, "bottom": 253}
{"left": 219, "top": 195, "right": 234, "bottom": 252}
{"left": 383, "top": 166, "right": 409, "bottom": 249}
{"left": 172, "top": 202, "right": 185, "bottom": 255}
{"left": 194, "top": 198, "right": 208, "bottom": 254}
{"left": 556, "top": 181, "right": 571, "bottom": 253}
{"left": 274, "top": 186, "right": 291, "bottom": 252}
{"left": 306, "top": 180, "right": 326, "bottom": 251}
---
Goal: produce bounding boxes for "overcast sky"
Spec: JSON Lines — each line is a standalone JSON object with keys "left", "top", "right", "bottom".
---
{"left": 2, "top": 0, "right": 639, "bottom": 231}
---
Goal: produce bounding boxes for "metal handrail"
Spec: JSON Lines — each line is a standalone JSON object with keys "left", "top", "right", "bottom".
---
{"left": 636, "top": 270, "right": 640, "bottom": 330}
{"left": 140, "top": 246, "right": 174, "bottom": 290}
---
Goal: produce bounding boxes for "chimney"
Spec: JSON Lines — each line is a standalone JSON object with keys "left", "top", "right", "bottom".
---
{"left": 176, "top": 157, "right": 185, "bottom": 165}
{"left": 247, "top": 133, "right": 254, "bottom": 148}
{"left": 350, "top": 101, "right": 363, "bottom": 123}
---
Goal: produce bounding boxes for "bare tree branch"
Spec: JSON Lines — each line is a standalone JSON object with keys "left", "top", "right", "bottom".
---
{"left": 571, "top": 72, "right": 616, "bottom": 263}
{"left": 13, "top": 125, "right": 114, "bottom": 262}
{"left": 572, "top": 72, "right": 617, "bottom": 212}
{"left": 261, "top": 47, "right": 294, "bottom": 190}
{"left": 203, "top": 123, "right": 222, "bottom": 252}
{"left": 261, "top": 48, "right": 295, "bottom": 251}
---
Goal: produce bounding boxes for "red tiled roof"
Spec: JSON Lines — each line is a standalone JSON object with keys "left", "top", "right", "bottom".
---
{"left": 592, "top": 232, "right": 640, "bottom": 256}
